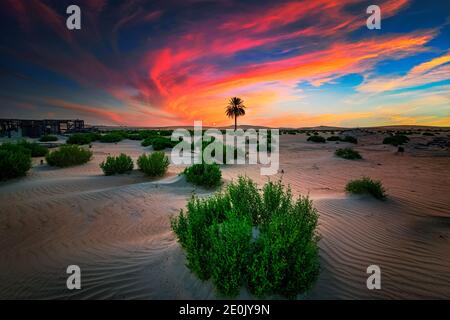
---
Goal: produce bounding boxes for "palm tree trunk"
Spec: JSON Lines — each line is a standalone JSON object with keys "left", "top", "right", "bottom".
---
{"left": 234, "top": 115, "right": 237, "bottom": 131}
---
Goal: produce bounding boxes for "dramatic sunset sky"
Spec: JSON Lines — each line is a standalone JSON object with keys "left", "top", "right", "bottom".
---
{"left": 0, "top": 0, "right": 449, "bottom": 127}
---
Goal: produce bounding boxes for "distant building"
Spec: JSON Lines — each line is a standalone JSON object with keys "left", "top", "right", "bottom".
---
{"left": 0, "top": 119, "right": 85, "bottom": 138}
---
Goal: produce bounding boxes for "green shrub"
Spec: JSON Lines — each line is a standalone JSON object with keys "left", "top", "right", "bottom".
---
{"left": 341, "top": 136, "right": 358, "bottom": 144}
{"left": 1, "top": 141, "right": 48, "bottom": 157}
{"left": 248, "top": 195, "right": 319, "bottom": 298}
{"left": 39, "top": 135, "right": 58, "bottom": 142}
{"left": 127, "top": 133, "right": 143, "bottom": 140}
{"left": 171, "top": 177, "right": 320, "bottom": 298}
{"left": 307, "top": 135, "right": 326, "bottom": 143}
{"left": 184, "top": 163, "right": 222, "bottom": 188}
{"left": 0, "top": 148, "right": 32, "bottom": 180}
{"left": 99, "top": 133, "right": 123, "bottom": 143}
{"left": 67, "top": 133, "right": 98, "bottom": 145}
{"left": 18, "top": 140, "right": 48, "bottom": 157}
{"left": 100, "top": 153, "right": 134, "bottom": 175}
{"left": 137, "top": 151, "right": 169, "bottom": 177}
{"left": 46, "top": 145, "right": 93, "bottom": 167}
{"left": 0, "top": 142, "right": 29, "bottom": 154}
{"left": 151, "top": 137, "right": 177, "bottom": 150}
{"left": 345, "top": 177, "right": 386, "bottom": 199}
{"left": 335, "top": 148, "right": 362, "bottom": 160}
{"left": 209, "top": 212, "right": 252, "bottom": 297}
{"left": 141, "top": 136, "right": 176, "bottom": 149}
{"left": 327, "top": 136, "right": 341, "bottom": 141}
{"left": 141, "top": 136, "right": 157, "bottom": 147}
{"left": 383, "top": 135, "right": 409, "bottom": 146}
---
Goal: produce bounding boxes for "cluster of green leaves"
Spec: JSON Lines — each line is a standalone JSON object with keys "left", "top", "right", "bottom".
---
{"left": 137, "top": 151, "right": 169, "bottom": 177}
{"left": 100, "top": 153, "right": 134, "bottom": 175}
{"left": 39, "top": 135, "right": 58, "bottom": 142}
{"left": 345, "top": 177, "right": 386, "bottom": 200}
{"left": 171, "top": 176, "right": 320, "bottom": 298}
{"left": 382, "top": 135, "right": 409, "bottom": 146}
{"left": 307, "top": 135, "right": 326, "bottom": 143}
{"left": 0, "top": 143, "right": 32, "bottom": 180}
{"left": 67, "top": 133, "right": 100, "bottom": 145}
{"left": 183, "top": 163, "right": 222, "bottom": 188}
{"left": 335, "top": 148, "right": 362, "bottom": 160}
{"left": 45, "top": 145, "right": 93, "bottom": 167}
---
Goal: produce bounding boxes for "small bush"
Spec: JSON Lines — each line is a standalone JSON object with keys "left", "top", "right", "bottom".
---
{"left": 151, "top": 137, "right": 177, "bottom": 150}
{"left": 307, "top": 135, "right": 326, "bottom": 143}
{"left": 327, "top": 136, "right": 341, "bottom": 141}
{"left": 0, "top": 148, "right": 32, "bottom": 180}
{"left": 18, "top": 140, "right": 48, "bottom": 157}
{"left": 39, "top": 135, "right": 58, "bottom": 142}
{"left": 171, "top": 177, "right": 320, "bottom": 298}
{"left": 67, "top": 133, "right": 96, "bottom": 145}
{"left": 383, "top": 135, "right": 409, "bottom": 146}
{"left": 335, "top": 148, "right": 362, "bottom": 160}
{"left": 127, "top": 133, "right": 143, "bottom": 140}
{"left": 100, "top": 153, "right": 134, "bottom": 175}
{"left": 137, "top": 151, "right": 169, "bottom": 177}
{"left": 46, "top": 145, "right": 93, "bottom": 167}
{"left": 345, "top": 177, "right": 386, "bottom": 200}
{"left": 141, "top": 136, "right": 176, "bottom": 149}
{"left": 341, "top": 136, "right": 358, "bottom": 144}
{"left": 141, "top": 136, "right": 157, "bottom": 147}
{"left": 184, "top": 163, "right": 222, "bottom": 187}
{"left": 1, "top": 141, "right": 48, "bottom": 157}
{"left": 99, "top": 133, "right": 123, "bottom": 143}
{"left": 422, "top": 132, "right": 434, "bottom": 136}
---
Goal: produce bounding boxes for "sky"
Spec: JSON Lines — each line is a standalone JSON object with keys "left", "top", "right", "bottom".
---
{"left": 0, "top": 0, "right": 449, "bottom": 127}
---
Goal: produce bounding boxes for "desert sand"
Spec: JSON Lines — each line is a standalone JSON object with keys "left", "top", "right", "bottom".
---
{"left": 0, "top": 132, "right": 449, "bottom": 299}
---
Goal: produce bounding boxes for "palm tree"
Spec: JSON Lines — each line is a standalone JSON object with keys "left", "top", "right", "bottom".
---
{"left": 225, "top": 97, "right": 246, "bottom": 131}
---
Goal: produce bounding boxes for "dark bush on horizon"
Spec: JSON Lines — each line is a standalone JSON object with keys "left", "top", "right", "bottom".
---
{"left": 171, "top": 176, "right": 320, "bottom": 298}
{"left": 137, "top": 151, "right": 169, "bottom": 177}
{"left": 100, "top": 153, "right": 134, "bottom": 175}
{"left": 422, "top": 132, "right": 435, "bottom": 136}
{"left": 99, "top": 133, "right": 123, "bottom": 143}
{"left": 307, "top": 135, "right": 326, "bottom": 143}
{"left": 39, "top": 135, "right": 58, "bottom": 142}
{"left": 0, "top": 147, "right": 32, "bottom": 180}
{"left": 127, "top": 133, "right": 143, "bottom": 140}
{"left": 67, "top": 133, "right": 100, "bottom": 145}
{"left": 327, "top": 136, "right": 341, "bottom": 141}
{"left": 46, "top": 145, "right": 93, "bottom": 167}
{"left": 335, "top": 148, "right": 362, "bottom": 160}
{"left": 345, "top": 177, "right": 386, "bottom": 200}
{"left": 383, "top": 135, "right": 409, "bottom": 146}
{"left": 341, "top": 136, "right": 358, "bottom": 144}
{"left": 141, "top": 136, "right": 177, "bottom": 150}
{"left": 183, "top": 163, "right": 222, "bottom": 187}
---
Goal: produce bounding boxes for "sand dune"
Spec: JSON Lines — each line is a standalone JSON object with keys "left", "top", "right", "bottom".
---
{"left": 0, "top": 134, "right": 449, "bottom": 299}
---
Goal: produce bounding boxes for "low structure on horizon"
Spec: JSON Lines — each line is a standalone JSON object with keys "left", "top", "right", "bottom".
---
{"left": 0, "top": 118, "right": 85, "bottom": 138}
